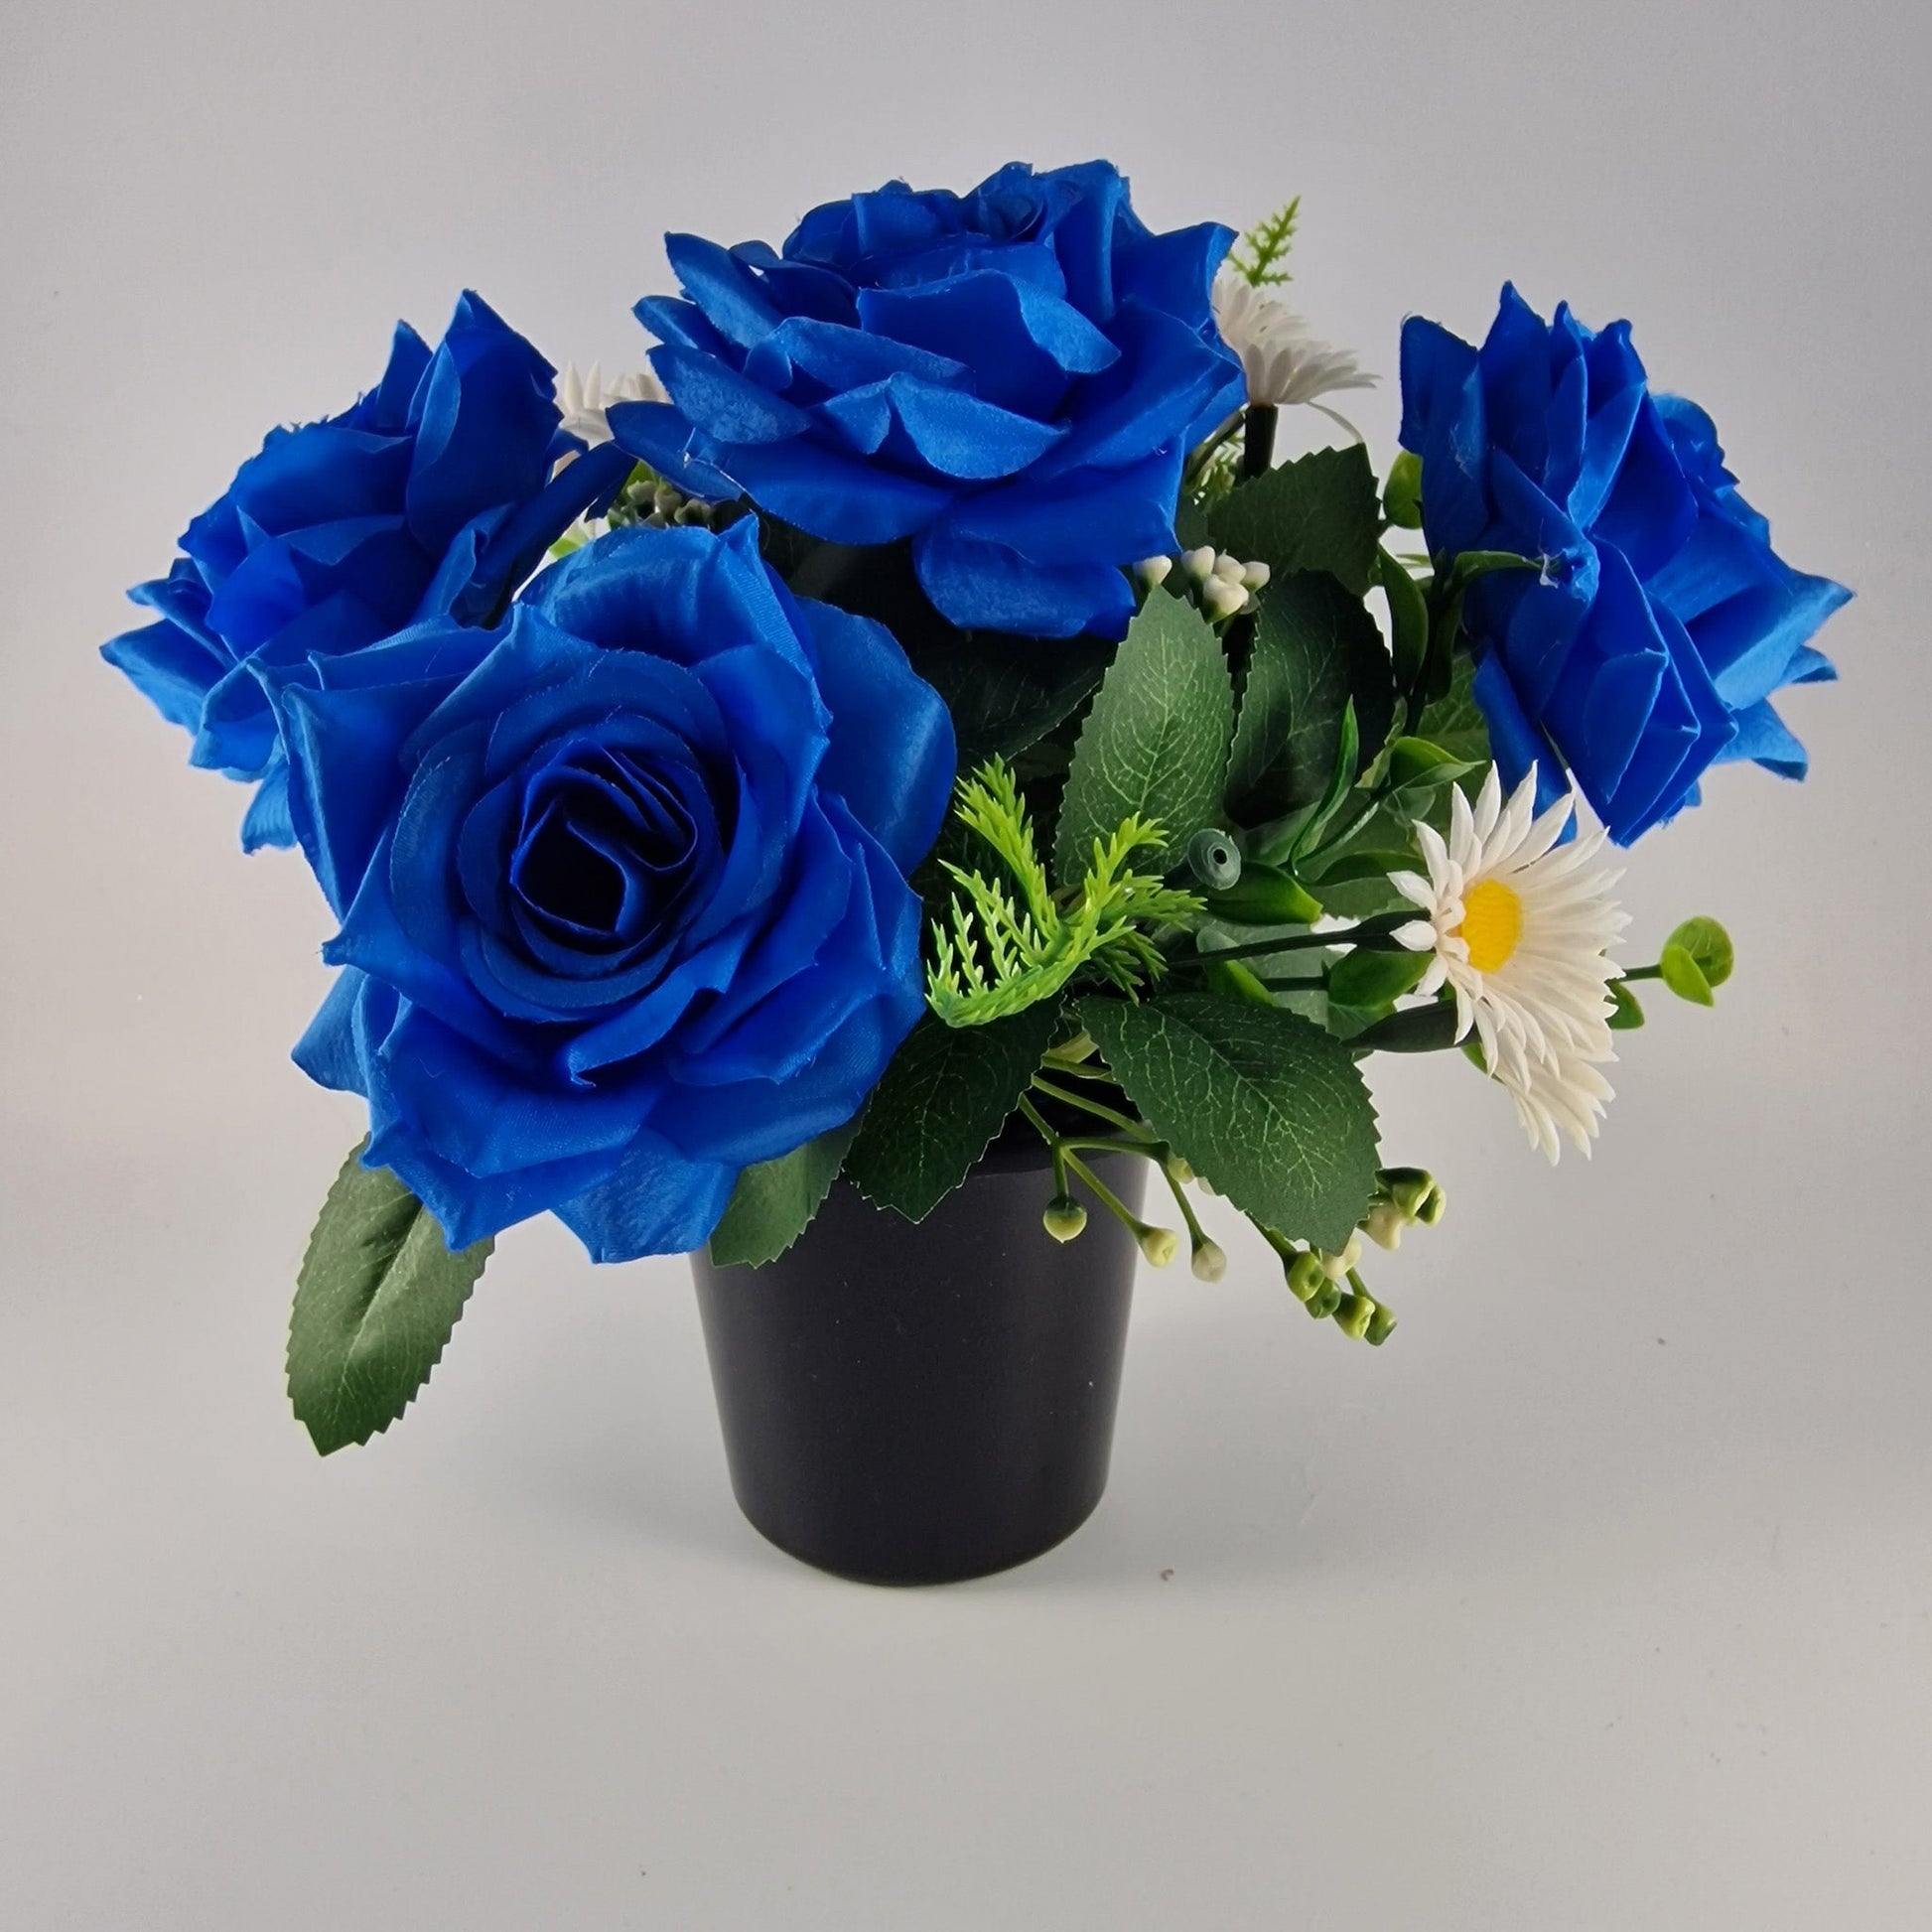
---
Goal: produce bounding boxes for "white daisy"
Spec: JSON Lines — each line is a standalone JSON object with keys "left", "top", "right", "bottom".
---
{"left": 1211, "top": 268, "right": 1378, "bottom": 415}
{"left": 1391, "top": 766, "right": 1629, "bottom": 1162}
{"left": 556, "top": 360, "right": 663, "bottom": 453}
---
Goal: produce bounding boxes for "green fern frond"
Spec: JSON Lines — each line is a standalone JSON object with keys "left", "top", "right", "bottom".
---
{"left": 1229, "top": 198, "right": 1302, "bottom": 288}
{"left": 924, "top": 759, "right": 1205, "bottom": 1028}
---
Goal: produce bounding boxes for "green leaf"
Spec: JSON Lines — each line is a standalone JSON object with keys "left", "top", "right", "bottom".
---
{"left": 1665, "top": 916, "right": 1733, "bottom": 991}
{"left": 1607, "top": 981, "right": 1647, "bottom": 1031}
{"left": 1306, "top": 847, "right": 1422, "bottom": 887}
{"left": 1226, "top": 572, "right": 1394, "bottom": 818}
{"left": 287, "top": 1144, "right": 491, "bottom": 1456}
{"left": 1054, "top": 591, "right": 1232, "bottom": 885}
{"left": 1287, "top": 700, "right": 1360, "bottom": 867}
{"left": 1412, "top": 653, "right": 1493, "bottom": 765}
{"left": 844, "top": 1005, "right": 1062, "bottom": 1221}
{"left": 909, "top": 630, "right": 1114, "bottom": 766}
{"left": 1080, "top": 991, "right": 1379, "bottom": 1252}
{"left": 1196, "top": 444, "right": 1382, "bottom": 595}
{"left": 708, "top": 1117, "right": 864, "bottom": 1268}
{"left": 1658, "top": 944, "right": 1716, "bottom": 1007}
{"left": 1354, "top": 1003, "right": 1461, "bottom": 1054}
{"left": 1327, "top": 947, "right": 1430, "bottom": 1013}
{"left": 1378, "top": 549, "right": 1430, "bottom": 690}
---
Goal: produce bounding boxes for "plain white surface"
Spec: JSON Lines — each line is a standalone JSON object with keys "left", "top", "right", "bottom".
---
{"left": 2, "top": 2, "right": 1928, "bottom": 1925}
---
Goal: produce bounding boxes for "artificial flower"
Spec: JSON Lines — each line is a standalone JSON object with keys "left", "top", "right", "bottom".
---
{"left": 555, "top": 361, "right": 664, "bottom": 453}
{"left": 1392, "top": 766, "right": 1628, "bottom": 1160}
{"left": 1210, "top": 267, "right": 1377, "bottom": 413}
{"left": 278, "top": 518, "right": 956, "bottom": 1258}
{"left": 613, "top": 160, "right": 1245, "bottom": 640}
{"left": 1399, "top": 284, "right": 1848, "bottom": 842}
{"left": 102, "top": 294, "right": 628, "bottom": 850}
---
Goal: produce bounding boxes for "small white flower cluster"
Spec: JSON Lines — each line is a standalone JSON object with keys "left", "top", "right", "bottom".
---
{"left": 1135, "top": 547, "right": 1271, "bottom": 622}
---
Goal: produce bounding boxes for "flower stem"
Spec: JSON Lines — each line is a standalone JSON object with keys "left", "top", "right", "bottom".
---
{"left": 1241, "top": 404, "right": 1278, "bottom": 479}
{"left": 1030, "top": 1075, "right": 1155, "bottom": 1139}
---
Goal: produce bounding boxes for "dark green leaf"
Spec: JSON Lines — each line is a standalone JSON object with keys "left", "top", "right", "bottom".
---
{"left": 1664, "top": 915, "right": 1733, "bottom": 991}
{"left": 1053, "top": 591, "right": 1233, "bottom": 884}
{"left": 1354, "top": 1003, "right": 1462, "bottom": 1053}
{"left": 844, "top": 1006, "right": 1062, "bottom": 1222}
{"left": 1412, "top": 652, "right": 1494, "bottom": 765}
{"left": 287, "top": 1144, "right": 491, "bottom": 1456}
{"left": 1226, "top": 572, "right": 1394, "bottom": 818}
{"left": 1378, "top": 549, "right": 1430, "bottom": 690}
{"left": 1081, "top": 991, "right": 1379, "bottom": 1251}
{"left": 1658, "top": 944, "right": 1716, "bottom": 1007}
{"left": 1308, "top": 848, "right": 1422, "bottom": 887}
{"left": 1287, "top": 700, "right": 1360, "bottom": 867}
{"left": 910, "top": 630, "right": 1114, "bottom": 766}
{"left": 1607, "top": 981, "right": 1647, "bottom": 1031}
{"left": 1383, "top": 450, "right": 1424, "bottom": 530}
{"left": 708, "top": 1117, "right": 865, "bottom": 1268}
{"left": 1196, "top": 444, "right": 1382, "bottom": 595}
{"left": 1327, "top": 948, "right": 1430, "bottom": 1013}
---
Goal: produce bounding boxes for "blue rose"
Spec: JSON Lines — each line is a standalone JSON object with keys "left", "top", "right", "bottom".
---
{"left": 1400, "top": 285, "right": 1846, "bottom": 842}
{"left": 612, "top": 161, "right": 1244, "bottom": 641}
{"left": 101, "top": 293, "right": 630, "bottom": 850}
{"left": 278, "top": 519, "right": 955, "bottom": 1260}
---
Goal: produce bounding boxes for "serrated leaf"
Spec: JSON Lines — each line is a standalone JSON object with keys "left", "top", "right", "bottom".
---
{"left": 1053, "top": 592, "right": 1232, "bottom": 885}
{"left": 1658, "top": 944, "right": 1716, "bottom": 1007}
{"left": 1664, "top": 915, "right": 1733, "bottom": 991}
{"left": 1196, "top": 444, "right": 1382, "bottom": 595}
{"left": 1327, "top": 947, "right": 1430, "bottom": 1013}
{"left": 908, "top": 630, "right": 1114, "bottom": 766}
{"left": 1227, "top": 573, "right": 1394, "bottom": 818}
{"left": 1607, "top": 981, "right": 1647, "bottom": 1030}
{"left": 708, "top": 1116, "right": 864, "bottom": 1268}
{"left": 844, "top": 1005, "right": 1061, "bottom": 1221}
{"left": 287, "top": 1144, "right": 491, "bottom": 1456}
{"left": 1080, "top": 991, "right": 1379, "bottom": 1251}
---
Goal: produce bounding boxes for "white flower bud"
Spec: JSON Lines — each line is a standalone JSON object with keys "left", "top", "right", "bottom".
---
{"left": 1201, "top": 577, "right": 1249, "bottom": 621}
{"left": 1210, "top": 550, "right": 1247, "bottom": 584}
{"left": 1139, "top": 1225, "right": 1180, "bottom": 1268}
{"left": 1241, "top": 559, "right": 1272, "bottom": 592}
{"left": 1318, "top": 1231, "right": 1363, "bottom": 1282}
{"left": 1135, "top": 555, "right": 1174, "bottom": 587}
{"left": 1180, "top": 546, "right": 1217, "bottom": 583}
{"left": 1190, "top": 1238, "right": 1228, "bottom": 1283}
{"left": 1363, "top": 1201, "right": 1407, "bottom": 1250}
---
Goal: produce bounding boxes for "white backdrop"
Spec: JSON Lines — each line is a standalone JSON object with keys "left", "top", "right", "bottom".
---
{"left": 2, "top": 2, "right": 1927, "bottom": 1925}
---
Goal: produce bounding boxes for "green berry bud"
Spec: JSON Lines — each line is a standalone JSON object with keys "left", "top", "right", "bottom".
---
{"left": 1417, "top": 1183, "right": 1446, "bottom": 1226}
{"left": 1042, "top": 1195, "right": 1087, "bottom": 1243}
{"left": 1284, "top": 1248, "right": 1327, "bottom": 1303}
{"left": 1365, "top": 1304, "right": 1399, "bottom": 1346}
{"left": 1332, "top": 1290, "right": 1375, "bottom": 1340}
{"left": 1307, "top": 1280, "right": 1343, "bottom": 1320}
{"left": 1138, "top": 1224, "right": 1180, "bottom": 1269}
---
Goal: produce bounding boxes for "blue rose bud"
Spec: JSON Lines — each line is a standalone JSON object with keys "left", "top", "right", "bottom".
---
{"left": 612, "top": 161, "right": 1246, "bottom": 642}
{"left": 101, "top": 293, "right": 630, "bottom": 850}
{"left": 1399, "top": 285, "right": 1848, "bottom": 843}
{"left": 276, "top": 519, "right": 956, "bottom": 1261}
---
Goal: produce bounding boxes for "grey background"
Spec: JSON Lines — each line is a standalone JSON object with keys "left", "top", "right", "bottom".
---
{"left": 3, "top": 1, "right": 1927, "bottom": 1925}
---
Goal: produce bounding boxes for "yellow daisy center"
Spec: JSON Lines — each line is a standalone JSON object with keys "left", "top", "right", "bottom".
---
{"left": 1454, "top": 879, "right": 1523, "bottom": 974}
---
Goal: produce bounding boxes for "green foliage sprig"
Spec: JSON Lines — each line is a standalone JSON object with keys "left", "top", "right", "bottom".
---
{"left": 1228, "top": 198, "right": 1302, "bottom": 287}
{"left": 925, "top": 758, "right": 1204, "bottom": 1028}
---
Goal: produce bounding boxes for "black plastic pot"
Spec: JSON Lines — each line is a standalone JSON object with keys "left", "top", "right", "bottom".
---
{"left": 691, "top": 1141, "right": 1147, "bottom": 1586}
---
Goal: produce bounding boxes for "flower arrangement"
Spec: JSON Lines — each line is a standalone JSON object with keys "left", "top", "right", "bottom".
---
{"left": 105, "top": 163, "right": 1846, "bottom": 1457}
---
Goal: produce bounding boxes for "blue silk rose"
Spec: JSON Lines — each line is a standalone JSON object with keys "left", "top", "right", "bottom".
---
{"left": 1400, "top": 285, "right": 1846, "bottom": 842}
{"left": 102, "top": 293, "right": 629, "bottom": 850}
{"left": 613, "top": 160, "right": 1244, "bottom": 641}
{"left": 278, "top": 519, "right": 954, "bottom": 1260}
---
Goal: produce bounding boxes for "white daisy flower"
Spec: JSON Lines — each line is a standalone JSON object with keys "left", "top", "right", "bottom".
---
{"left": 1391, "top": 766, "right": 1629, "bottom": 1162}
{"left": 1211, "top": 268, "right": 1378, "bottom": 414}
{"left": 556, "top": 360, "right": 663, "bottom": 453}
